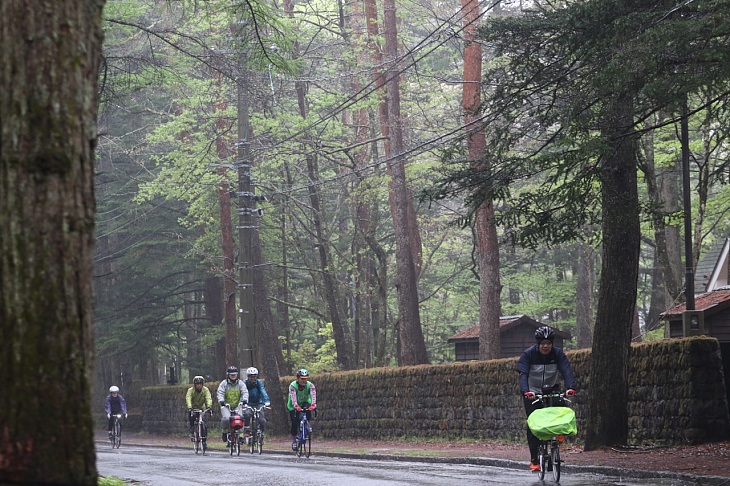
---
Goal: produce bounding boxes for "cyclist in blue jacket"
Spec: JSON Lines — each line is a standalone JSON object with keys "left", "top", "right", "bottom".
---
{"left": 105, "top": 385, "right": 128, "bottom": 437}
{"left": 242, "top": 367, "right": 271, "bottom": 440}
{"left": 517, "top": 326, "right": 576, "bottom": 471}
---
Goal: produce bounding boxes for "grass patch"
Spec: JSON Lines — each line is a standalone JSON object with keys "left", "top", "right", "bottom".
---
{"left": 98, "top": 477, "right": 129, "bottom": 486}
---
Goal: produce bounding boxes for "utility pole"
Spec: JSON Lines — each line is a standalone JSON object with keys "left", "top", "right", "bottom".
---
{"left": 236, "top": 68, "right": 257, "bottom": 369}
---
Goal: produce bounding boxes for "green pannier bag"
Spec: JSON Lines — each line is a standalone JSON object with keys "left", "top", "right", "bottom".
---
{"left": 527, "top": 407, "right": 577, "bottom": 440}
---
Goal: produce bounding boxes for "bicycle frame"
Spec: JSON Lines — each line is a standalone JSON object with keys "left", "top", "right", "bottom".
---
{"left": 295, "top": 407, "right": 312, "bottom": 458}
{"left": 190, "top": 409, "right": 209, "bottom": 454}
{"left": 224, "top": 404, "right": 244, "bottom": 456}
{"left": 110, "top": 414, "right": 122, "bottom": 449}
{"left": 532, "top": 392, "right": 571, "bottom": 482}
{"left": 244, "top": 404, "right": 269, "bottom": 454}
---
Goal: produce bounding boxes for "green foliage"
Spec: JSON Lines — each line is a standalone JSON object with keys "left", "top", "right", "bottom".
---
{"left": 98, "top": 477, "right": 131, "bottom": 486}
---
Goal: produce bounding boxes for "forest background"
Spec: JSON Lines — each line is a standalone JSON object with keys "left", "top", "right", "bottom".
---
{"left": 95, "top": 0, "right": 730, "bottom": 399}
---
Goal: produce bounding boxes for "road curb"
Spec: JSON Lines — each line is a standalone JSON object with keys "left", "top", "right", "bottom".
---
{"left": 95, "top": 440, "right": 730, "bottom": 485}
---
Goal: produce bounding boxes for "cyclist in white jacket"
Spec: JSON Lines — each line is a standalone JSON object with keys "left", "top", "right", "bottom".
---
{"left": 217, "top": 366, "right": 249, "bottom": 442}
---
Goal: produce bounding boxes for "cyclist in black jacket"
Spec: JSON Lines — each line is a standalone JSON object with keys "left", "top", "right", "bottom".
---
{"left": 517, "top": 326, "right": 576, "bottom": 471}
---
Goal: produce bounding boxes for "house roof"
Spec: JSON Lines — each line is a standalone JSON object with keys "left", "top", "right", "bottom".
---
{"left": 694, "top": 238, "right": 729, "bottom": 293}
{"left": 447, "top": 315, "right": 571, "bottom": 342}
{"left": 661, "top": 288, "right": 730, "bottom": 319}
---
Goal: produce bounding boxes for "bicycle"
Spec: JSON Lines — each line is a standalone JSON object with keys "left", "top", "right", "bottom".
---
{"left": 529, "top": 392, "right": 574, "bottom": 482}
{"left": 190, "top": 408, "right": 211, "bottom": 455}
{"left": 109, "top": 414, "right": 123, "bottom": 449}
{"left": 224, "top": 404, "right": 245, "bottom": 456}
{"left": 293, "top": 406, "right": 313, "bottom": 458}
{"left": 244, "top": 404, "right": 270, "bottom": 454}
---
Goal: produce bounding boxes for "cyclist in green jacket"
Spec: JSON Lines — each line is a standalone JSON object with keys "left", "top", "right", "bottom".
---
{"left": 287, "top": 368, "right": 317, "bottom": 450}
{"left": 185, "top": 376, "right": 212, "bottom": 444}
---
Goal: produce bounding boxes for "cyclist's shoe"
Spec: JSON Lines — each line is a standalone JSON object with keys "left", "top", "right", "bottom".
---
{"left": 259, "top": 433, "right": 264, "bottom": 445}
{"left": 222, "top": 432, "right": 228, "bottom": 443}
{"left": 244, "top": 428, "right": 251, "bottom": 437}
{"left": 530, "top": 462, "right": 540, "bottom": 472}
{"left": 291, "top": 437, "right": 298, "bottom": 451}
{"left": 108, "top": 430, "right": 113, "bottom": 437}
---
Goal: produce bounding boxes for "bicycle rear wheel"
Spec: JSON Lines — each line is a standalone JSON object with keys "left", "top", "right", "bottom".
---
{"left": 537, "top": 442, "right": 546, "bottom": 480}
{"left": 551, "top": 442, "right": 561, "bottom": 482}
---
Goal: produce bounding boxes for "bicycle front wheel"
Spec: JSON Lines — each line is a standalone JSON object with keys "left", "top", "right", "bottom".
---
{"left": 193, "top": 423, "right": 200, "bottom": 454}
{"left": 296, "top": 425, "right": 304, "bottom": 458}
{"left": 114, "top": 420, "right": 122, "bottom": 449}
{"left": 538, "top": 442, "right": 547, "bottom": 480}
{"left": 551, "top": 442, "right": 561, "bottom": 482}
{"left": 304, "top": 425, "right": 312, "bottom": 458}
{"left": 257, "top": 430, "right": 263, "bottom": 454}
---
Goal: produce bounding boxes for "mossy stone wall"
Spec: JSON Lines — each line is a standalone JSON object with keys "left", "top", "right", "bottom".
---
{"left": 133, "top": 337, "right": 729, "bottom": 444}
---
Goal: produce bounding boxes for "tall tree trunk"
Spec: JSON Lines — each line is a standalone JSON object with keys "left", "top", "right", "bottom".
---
{"left": 575, "top": 239, "right": 594, "bottom": 349}
{"left": 461, "top": 0, "right": 502, "bottom": 360}
{"left": 284, "top": 0, "right": 353, "bottom": 370}
{"left": 218, "top": 166, "right": 237, "bottom": 366}
{"left": 643, "top": 113, "right": 682, "bottom": 329}
{"left": 584, "top": 93, "right": 640, "bottom": 451}
{"left": 0, "top": 1, "right": 103, "bottom": 484}
{"left": 204, "top": 276, "right": 227, "bottom": 374}
{"left": 251, "top": 219, "right": 288, "bottom": 435}
{"left": 693, "top": 106, "right": 716, "bottom": 270}
{"left": 383, "top": 0, "right": 429, "bottom": 365}
{"left": 365, "top": 0, "right": 422, "bottom": 276}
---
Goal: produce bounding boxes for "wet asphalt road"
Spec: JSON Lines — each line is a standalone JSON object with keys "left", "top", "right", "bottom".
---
{"left": 96, "top": 445, "right": 699, "bottom": 486}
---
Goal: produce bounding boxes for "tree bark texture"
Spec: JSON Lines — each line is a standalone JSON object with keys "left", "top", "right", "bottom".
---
{"left": 461, "top": 0, "right": 502, "bottom": 361}
{"left": 0, "top": 1, "right": 104, "bottom": 484}
{"left": 584, "top": 94, "right": 640, "bottom": 450}
{"left": 575, "top": 239, "right": 594, "bottom": 349}
{"left": 643, "top": 116, "right": 681, "bottom": 328}
{"left": 251, "top": 225, "right": 288, "bottom": 435}
{"left": 383, "top": 0, "right": 429, "bottom": 365}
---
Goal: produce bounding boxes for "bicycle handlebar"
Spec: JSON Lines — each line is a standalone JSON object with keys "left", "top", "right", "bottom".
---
{"left": 532, "top": 392, "right": 572, "bottom": 405}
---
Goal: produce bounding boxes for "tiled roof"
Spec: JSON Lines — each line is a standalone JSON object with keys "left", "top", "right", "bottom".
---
{"left": 447, "top": 315, "right": 571, "bottom": 341}
{"left": 661, "top": 288, "right": 730, "bottom": 318}
{"left": 694, "top": 238, "right": 728, "bottom": 293}
{"left": 447, "top": 316, "right": 525, "bottom": 340}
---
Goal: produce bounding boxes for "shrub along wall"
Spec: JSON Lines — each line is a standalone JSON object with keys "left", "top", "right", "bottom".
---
{"left": 134, "top": 337, "right": 729, "bottom": 445}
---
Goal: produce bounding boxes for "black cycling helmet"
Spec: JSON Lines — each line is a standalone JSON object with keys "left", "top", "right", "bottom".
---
{"left": 296, "top": 368, "right": 309, "bottom": 378}
{"left": 193, "top": 376, "right": 205, "bottom": 385}
{"left": 226, "top": 366, "right": 239, "bottom": 375}
{"left": 535, "top": 326, "right": 555, "bottom": 343}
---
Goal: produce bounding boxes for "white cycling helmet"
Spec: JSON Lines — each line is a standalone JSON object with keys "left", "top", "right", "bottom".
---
{"left": 109, "top": 385, "right": 120, "bottom": 393}
{"left": 246, "top": 367, "right": 259, "bottom": 376}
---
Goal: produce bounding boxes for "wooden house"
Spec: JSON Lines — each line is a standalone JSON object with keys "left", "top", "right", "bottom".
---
{"left": 661, "top": 237, "right": 730, "bottom": 343}
{"left": 661, "top": 238, "right": 730, "bottom": 407}
{"left": 447, "top": 315, "right": 571, "bottom": 361}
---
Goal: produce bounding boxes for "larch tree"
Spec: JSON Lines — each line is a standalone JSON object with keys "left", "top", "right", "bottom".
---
{"left": 461, "top": 0, "right": 502, "bottom": 361}
{"left": 383, "top": 0, "right": 429, "bottom": 366}
{"left": 0, "top": 0, "right": 104, "bottom": 484}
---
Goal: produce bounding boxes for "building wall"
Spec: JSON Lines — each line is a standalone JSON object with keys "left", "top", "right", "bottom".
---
{"left": 132, "top": 337, "right": 729, "bottom": 445}
{"left": 669, "top": 310, "right": 730, "bottom": 343}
